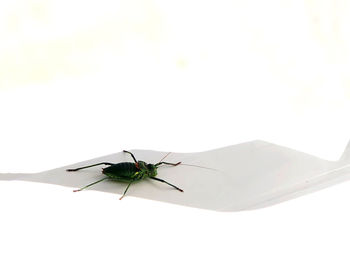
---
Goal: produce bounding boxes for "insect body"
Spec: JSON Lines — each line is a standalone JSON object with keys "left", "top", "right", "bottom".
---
{"left": 67, "top": 150, "right": 183, "bottom": 199}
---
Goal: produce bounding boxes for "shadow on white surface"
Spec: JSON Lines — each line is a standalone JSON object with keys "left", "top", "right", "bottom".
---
{"left": 1, "top": 140, "right": 350, "bottom": 212}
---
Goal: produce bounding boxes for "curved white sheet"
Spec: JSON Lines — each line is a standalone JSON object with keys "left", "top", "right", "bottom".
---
{"left": 1, "top": 140, "right": 350, "bottom": 211}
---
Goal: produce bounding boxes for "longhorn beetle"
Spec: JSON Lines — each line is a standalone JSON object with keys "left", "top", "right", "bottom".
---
{"left": 67, "top": 150, "right": 184, "bottom": 200}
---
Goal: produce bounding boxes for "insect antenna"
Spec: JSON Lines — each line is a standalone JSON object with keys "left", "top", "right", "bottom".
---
{"left": 156, "top": 152, "right": 219, "bottom": 171}
{"left": 178, "top": 163, "right": 220, "bottom": 171}
{"left": 158, "top": 152, "right": 172, "bottom": 163}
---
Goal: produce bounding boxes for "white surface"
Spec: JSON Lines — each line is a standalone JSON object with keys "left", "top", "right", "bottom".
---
{"left": 1, "top": 182, "right": 350, "bottom": 263}
{"left": 1, "top": 0, "right": 350, "bottom": 262}
{"left": 2, "top": 140, "right": 350, "bottom": 211}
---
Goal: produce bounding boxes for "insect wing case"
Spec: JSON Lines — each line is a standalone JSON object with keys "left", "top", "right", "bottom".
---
{"left": 2, "top": 140, "right": 350, "bottom": 211}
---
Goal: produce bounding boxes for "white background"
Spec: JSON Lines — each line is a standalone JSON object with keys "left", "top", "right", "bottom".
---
{"left": 1, "top": 1, "right": 350, "bottom": 262}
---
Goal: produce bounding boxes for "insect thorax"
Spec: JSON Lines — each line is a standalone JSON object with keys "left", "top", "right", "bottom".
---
{"left": 137, "top": 161, "right": 158, "bottom": 178}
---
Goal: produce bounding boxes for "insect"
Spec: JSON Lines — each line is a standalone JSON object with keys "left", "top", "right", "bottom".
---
{"left": 66, "top": 150, "right": 184, "bottom": 200}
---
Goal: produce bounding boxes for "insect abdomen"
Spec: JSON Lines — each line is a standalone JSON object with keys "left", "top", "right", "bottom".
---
{"left": 102, "top": 162, "right": 138, "bottom": 181}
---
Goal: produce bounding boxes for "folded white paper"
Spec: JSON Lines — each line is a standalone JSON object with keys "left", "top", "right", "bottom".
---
{"left": 1, "top": 139, "right": 350, "bottom": 211}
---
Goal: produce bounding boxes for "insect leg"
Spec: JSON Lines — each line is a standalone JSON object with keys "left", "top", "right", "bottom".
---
{"left": 155, "top": 161, "right": 181, "bottom": 167}
{"left": 123, "top": 150, "right": 138, "bottom": 163}
{"left": 66, "top": 162, "right": 114, "bottom": 172}
{"left": 73, "top": 177, "right": 109, "bottom": 192}
{"left": 149, "top": 177, "right": 183, "bottom": 192}
{"left": 119, "top": 181, "right": 134, "bottom": 200}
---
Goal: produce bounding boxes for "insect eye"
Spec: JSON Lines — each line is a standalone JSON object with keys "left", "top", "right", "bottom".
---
{"left": 147, "top": 164, "right": 154, "bottom": 170}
